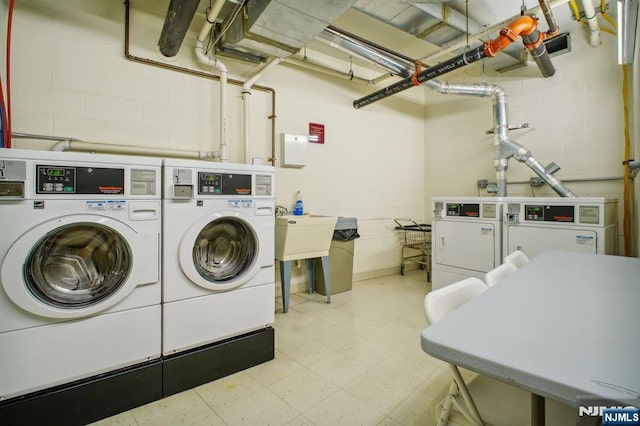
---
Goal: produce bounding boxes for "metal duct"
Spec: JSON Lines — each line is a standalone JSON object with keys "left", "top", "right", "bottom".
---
{"left": 158, "top": 0, "right": 201, "bottom": 57}
{"left": 218, "top": 0, "right": 358, "bottom": 61}
{"left": 319, "top": 28, "right": 574, "bottom": 197}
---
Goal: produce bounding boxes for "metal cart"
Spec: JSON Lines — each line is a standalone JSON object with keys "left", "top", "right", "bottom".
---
{"left": 394, "top": 218, "right": 432, "bottom": 281}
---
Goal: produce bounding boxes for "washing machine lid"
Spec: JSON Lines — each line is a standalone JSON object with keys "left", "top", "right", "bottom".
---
{"left": 179, "top": 213, "right": 260, "bottom": 291}
{"left": 1, "top": 215, "right": 153, "bottom": 319}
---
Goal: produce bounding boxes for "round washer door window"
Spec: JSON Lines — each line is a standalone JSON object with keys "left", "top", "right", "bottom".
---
{"left": 25, "top": 223, "right": 132, "bottom": 308}
{"left": 192, "top": 217, "right": 257, "bottom": 283}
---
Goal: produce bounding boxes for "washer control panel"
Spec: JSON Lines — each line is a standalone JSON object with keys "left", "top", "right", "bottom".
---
{"left": 198, "top": 172, "right": 251, "bottom": 195}
{"left": 446, "top": 203, "right": 480, "bottom": 217}
{"left": 505, "top": 200, "right": 607, "bottom": 226}
{"left": 524, "top": 204, "right": 574, "bottom": 222}
{"left": 36, "top": 165, "right": 124, "bottom": 195}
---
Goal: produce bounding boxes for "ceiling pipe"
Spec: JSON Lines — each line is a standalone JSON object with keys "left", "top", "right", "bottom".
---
{"left": 12, "top": 132, "right": 219, "bottom": 158}
{"left": 285, "top": 57, "right": 375, "bottom": 85}
{"left": 354, "top": 15, "right": 555, "bottom": 109}
{"left": 537, "top": 0, "right": 561, "bottom": 36}
{"left": 242, "top": 57, "right": 282, "bottom": 164}
{"left": 581, "top": 0, "right": 602, "bottom": 46}
{"left": 420, "top": 0, "right": 570, "bottom": 64}
{"left": 195, "top": 41, "right": 229, "bottom": 163}
{"left": 157, "top": 0, "right": 200, "bottom": 57}
{"left": 197, "top": 0, "right": 226, "bottom": 43}
{"left": 124, "top": 1, "right": 278, "bottom": 166}
{"left": 320, "top": 27, "right": 574, "bottom": 197}
{"left": 316, "top": 27, "right": 413, "bottom": 78}
{"left": 194, "top": 0, "right": 229, "bottom": 162}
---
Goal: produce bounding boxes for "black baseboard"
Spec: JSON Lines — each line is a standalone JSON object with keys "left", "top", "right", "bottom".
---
{"left": 162, "top": 326, "right": 275, "bottom": 397}
{"left": 0, "top": 359, "right": 163, "bottom": 426}
{"left": 0, "top": 328, "right": 275, "bottom": 424}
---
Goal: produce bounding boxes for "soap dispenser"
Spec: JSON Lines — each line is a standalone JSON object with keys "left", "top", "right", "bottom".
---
{"left": 293, "top": 190, "right": 304, "bottom": 215}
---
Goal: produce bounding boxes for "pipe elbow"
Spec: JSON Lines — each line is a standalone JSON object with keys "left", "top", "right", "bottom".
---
{"left": 195, "top": 40, "right": 228, "bottom": 73}
{"left": 51, "top": 140, "right": 71, "bottom": 151}
{"left": 199, "top": 151, "right": 220, "bottom": 159}
{"left": 509, "top": 15, "right": 539, "bottom": 36}
{"left": 484, "top": 15, "right": 538, "bottom": 57}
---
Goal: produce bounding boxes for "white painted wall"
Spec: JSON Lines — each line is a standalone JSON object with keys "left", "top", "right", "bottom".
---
{"left": 423, "top": 29, "right": 638, "bottom": 255}
{"left": 5, "top": 0, "right": 426, "bottom": 293}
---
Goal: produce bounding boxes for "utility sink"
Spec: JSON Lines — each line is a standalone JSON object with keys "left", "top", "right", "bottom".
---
{"left": 275, "top": 215, "right": 337, "bottom": 261}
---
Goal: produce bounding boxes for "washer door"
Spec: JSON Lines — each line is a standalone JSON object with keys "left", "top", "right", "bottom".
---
{"left": 179, "top": 213, "right": 260, "bottom": 291}
{"left": 1, "top": 215, "right": 148, "bottom": 319}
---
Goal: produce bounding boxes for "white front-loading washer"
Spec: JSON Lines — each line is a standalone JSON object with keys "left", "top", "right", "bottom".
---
{"left": 0, "top": 148, "right": 162, "bottom": 403}
{"left": 162, "top": 158, "right": 275, "bottom": 357}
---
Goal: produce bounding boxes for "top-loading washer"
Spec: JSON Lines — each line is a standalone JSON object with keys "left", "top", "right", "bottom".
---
{"left": 0, "top": 148, "right": 162, "bottom": 401}
{"left": 162, "top": 158, "right": 275, "bottom": 356}
{"left": 503, "top": 196, "right": 618, "bottom": 259}
{"left": 431, "top": 197, "right": 503, "bottom": 289}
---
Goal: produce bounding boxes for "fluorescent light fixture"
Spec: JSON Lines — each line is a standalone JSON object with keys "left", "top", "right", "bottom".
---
{"left": 617, "top": 0, "right": 639, "bottom": 64}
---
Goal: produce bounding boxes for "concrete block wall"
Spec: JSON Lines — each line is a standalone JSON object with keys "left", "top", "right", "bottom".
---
{"left": 6, "top": 0, "right": 426, "bottom": 293}
{"left": 423, "top": 31, "right": 634, "bottom": 254}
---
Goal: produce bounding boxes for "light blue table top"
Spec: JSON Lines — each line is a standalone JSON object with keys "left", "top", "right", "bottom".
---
{"left": 421, "top": 251, "right": 640, "bottom": 405}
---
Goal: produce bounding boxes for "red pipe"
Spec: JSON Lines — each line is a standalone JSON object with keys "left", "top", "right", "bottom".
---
{"left": 5, "top": 0, "right": 15, "bottom": 148}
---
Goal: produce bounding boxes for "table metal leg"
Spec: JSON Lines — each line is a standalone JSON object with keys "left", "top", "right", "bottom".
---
{"left": 531, "top": 393, "right": 545, "bottom": 426}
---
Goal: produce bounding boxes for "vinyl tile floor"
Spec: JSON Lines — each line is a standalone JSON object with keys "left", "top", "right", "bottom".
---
{"left": 93, "top": 270, "right": 576, "bottom": 426}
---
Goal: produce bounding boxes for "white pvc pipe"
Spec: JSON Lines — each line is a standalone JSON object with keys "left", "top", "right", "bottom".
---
{"left": 50, "top": 139, "right": 219, "bottom": 159}
{"left": 220, "top": 69, "right": 228, "bottom": 163}
{"left": 581, "top": 0, "right": 602, "bottom": 46}
{"left": 197, "top": 0, "right": 226, "bottom": 43}
{"left": 242, "top": 57, "right": 282, "bottom": 164}
{"left": 195, "top": 0, "right": 228, "bottom": 161}
{"left": 195, "top": 40, "right": 229, "bottom": 162}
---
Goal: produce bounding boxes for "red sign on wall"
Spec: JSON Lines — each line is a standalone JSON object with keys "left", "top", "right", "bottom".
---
{"left": 308, "top": 122, "right": 325, "bottom": 144}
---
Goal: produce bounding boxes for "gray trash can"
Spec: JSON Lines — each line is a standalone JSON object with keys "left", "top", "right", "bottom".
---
{"left": 315, "top": 217, "right": 359, "bottom": 296}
